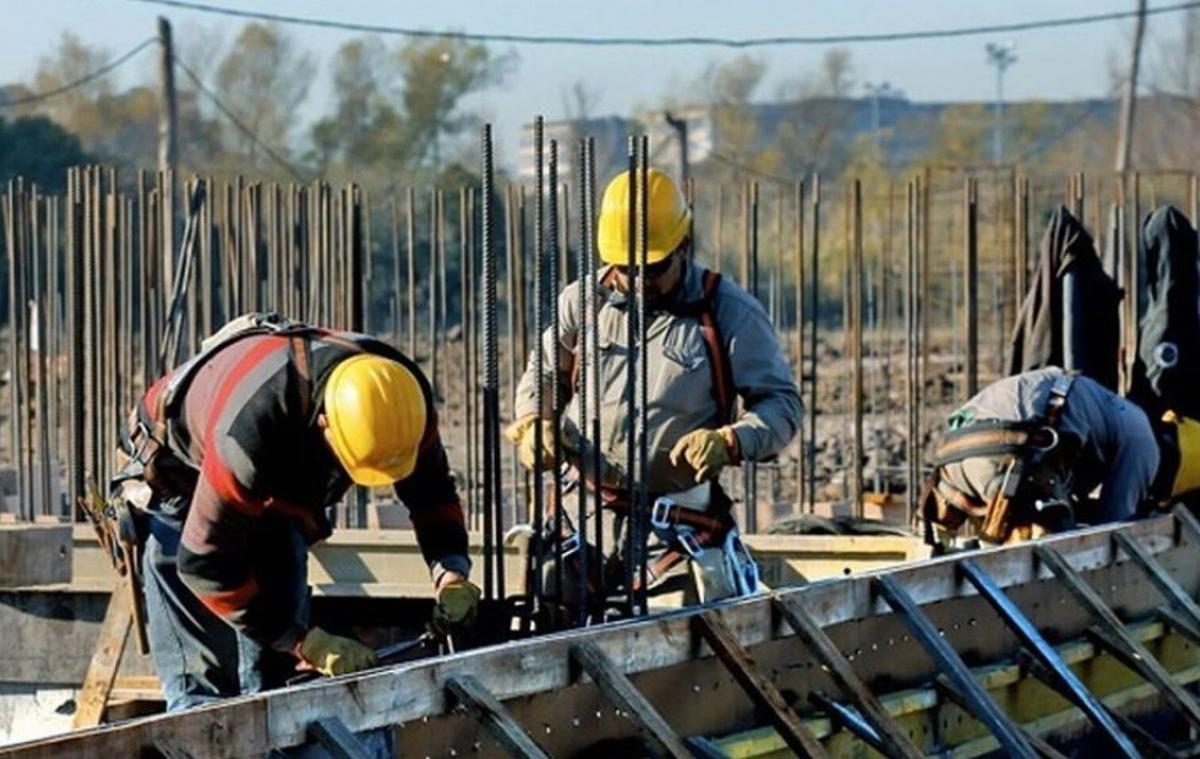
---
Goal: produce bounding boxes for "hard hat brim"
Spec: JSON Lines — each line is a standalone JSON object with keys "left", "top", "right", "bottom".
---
{"left": 345, "top": 450, "right": 418, "bottom": 487}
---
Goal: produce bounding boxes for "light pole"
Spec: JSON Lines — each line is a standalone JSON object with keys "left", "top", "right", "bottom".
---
{"left": 862, "top": 81, "right": 893, "bottom": 153}
{"left": 985, "top": 41, "right": 1017, "bottom": 164}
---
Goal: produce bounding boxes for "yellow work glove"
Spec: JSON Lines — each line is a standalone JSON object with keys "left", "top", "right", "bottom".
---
{"left": 296, "top": 626, "right": 378, "bottom": 677}
{"left": 669, "top": 427, "right": 740, "bottom": 483}
{"left": 505, "top": 415, "right": 559, "bottom": 471}
{"left": 431, "top": 574, "right": 482, "bottom": 636}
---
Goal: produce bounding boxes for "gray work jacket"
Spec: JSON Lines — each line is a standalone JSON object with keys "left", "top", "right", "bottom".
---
{"left": 514, "top": 261, "right": 802, "bottom": 495}
{"left": 940, "top": 367, "right": 1158, "bottom": 523}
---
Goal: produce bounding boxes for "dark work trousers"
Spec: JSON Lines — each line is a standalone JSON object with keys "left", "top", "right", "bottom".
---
{"left": 141, "top": 495, "right": 310, "bottom": 711}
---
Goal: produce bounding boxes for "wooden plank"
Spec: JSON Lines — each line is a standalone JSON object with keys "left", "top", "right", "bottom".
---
{"left": 71, "top": 574, "right": 134, "bottom": 728}
{"left": 306, "top": 717, "right": 373, "bottom": 759}
{"left": 1035, "top": 544, "right": 1200, "bottom": 731}
{"left": 445, "top": 675, "right": 548, "bottom": 759}
{"left": 772, "top": 594, "right": 923, "bottom": 758}
{"left": 693, "top": 611, "right": 828, "bottom": 758}
{"left": 0, "top": 524, "right": 71, "bottom": 587}
{"left": 569, "top": 642, "right": 691, "bottom": 759}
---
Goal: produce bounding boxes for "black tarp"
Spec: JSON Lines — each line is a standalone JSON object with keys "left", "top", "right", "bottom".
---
{"left": 1129, "top": 205, "right": 1200, "bottom": 420}
{"left": 1008, "top": 206, "right": 1121, "bottom": 390}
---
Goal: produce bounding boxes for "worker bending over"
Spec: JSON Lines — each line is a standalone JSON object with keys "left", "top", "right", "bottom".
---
{"left": 114, "top": 314, "right": 479, "bottom": 710}
{"left": 508, "top": 169, "right": 801, "bottom": 618}
{"left": 919, "top": 366, "right": 1200, "bottom": 549}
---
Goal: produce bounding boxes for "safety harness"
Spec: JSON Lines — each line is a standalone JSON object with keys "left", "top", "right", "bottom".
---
{"left": 550, "top": 266, "right": 739, "bottom": 599}
{"left": 117, "top": 312, "right": 403, "bottom": 498}
{"left": 920, "top": 372, "right": 1081, "bottom": 547}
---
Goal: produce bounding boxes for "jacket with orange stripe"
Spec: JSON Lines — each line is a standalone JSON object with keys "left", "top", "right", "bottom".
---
{"left": 141, "top": 331, "right": 468, "bottom": 651}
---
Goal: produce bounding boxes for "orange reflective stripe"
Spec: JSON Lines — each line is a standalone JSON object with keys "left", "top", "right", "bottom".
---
{"left": 198, "top": 576, "right": 260, "bottom": 618}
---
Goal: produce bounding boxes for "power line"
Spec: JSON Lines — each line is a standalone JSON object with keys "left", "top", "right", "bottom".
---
{"left": 0, "top": 38, "right": 157, "bottom": 108}
{"left": 129, "top": 0, "right": 1200, "bottom": 48}
{"left": 172, "top": 56, "right": 308, "bottom": 182}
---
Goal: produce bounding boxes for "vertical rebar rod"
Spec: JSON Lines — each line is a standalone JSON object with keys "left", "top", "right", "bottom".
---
{"left": 635, "top": 134, "right": 650, "bottom": 612}
{"left": 623, "top": 136, "right": 638, "bottom": 615}
{"left": 480, "top": 125, "right": 502, "bottom": 602}
{"left": 964, "top": 176, "right": 979, "bottom": 397}
{"left": 530, "top": 115, "right": 546, "bottom": 624}
{"left": 547, "top": 141, "right": 565, "bottom": 606}
{"left": 905, "top": 180, "right": 918, "bottom": 524}
{"left": 584, "top": 137, "right": 603, "bottom": 615}
{"left": 504, "top": 185, "right": 522, "bottom": 520}
{"left": 574, "top": 138, "right": 591, "bottom": 625}
{"left": 793, "top": 180, "right": 805, "bottom": 515}
{"left": 850, "top": 179, "right": 864, "bottom": 519}
{"left": 428, "top": 188, "right": 439, "bottom": 399}
{"left": 460, "top": 187, "right": 475, "bottom": 525}
{"left": 806, "top": 175, "right": 820, "bottom": 513}
{"left": 744, "top": 181, "right": 759, "bottom": 530}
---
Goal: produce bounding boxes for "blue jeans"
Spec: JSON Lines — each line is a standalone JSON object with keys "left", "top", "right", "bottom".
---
{"left": 141, "top": 496, "right": 310, "bottom": 711}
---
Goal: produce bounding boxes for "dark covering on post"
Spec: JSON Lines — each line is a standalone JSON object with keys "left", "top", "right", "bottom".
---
{"left": 1129, "top": 205, "right": 1200, "bottom": 421}
{"left": 1008, "top": 206, "right": 1120, "bottom": 390}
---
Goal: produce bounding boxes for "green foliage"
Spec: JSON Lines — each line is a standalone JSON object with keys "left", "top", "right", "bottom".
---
{"left": 0, "top": 115, "right": 91, "bottom": 192}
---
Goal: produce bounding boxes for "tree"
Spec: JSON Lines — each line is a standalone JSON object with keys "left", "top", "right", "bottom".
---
{"left": 0, "top": 116, "right": 92, "bottom": 192}
{"left": 215, "top": 22, "right": 315, "bottom": 173}
{"left": 393, "top": 37, "right": 516, "bottom": 172}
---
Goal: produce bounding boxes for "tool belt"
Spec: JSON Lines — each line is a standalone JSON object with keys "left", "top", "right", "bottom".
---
{"left": 920, "top": 373, "right": 1081, "bottom": 546}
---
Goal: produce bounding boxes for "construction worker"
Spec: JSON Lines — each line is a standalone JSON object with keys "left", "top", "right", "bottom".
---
{"left": 508, "top": 169, "right": 801, "bottom": 618}
{"left": 113, "top": 314, "right": 479, "bottom": 711}
{"left": 919, "top": 367, "right": 1164, "bottom": 548}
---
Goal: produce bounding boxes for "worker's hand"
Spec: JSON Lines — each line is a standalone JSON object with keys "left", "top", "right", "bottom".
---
{"left": 669, "top": 427, "right": 740, "bottom": 483}
{"left": 296, "top": 626, "right": 378, "bottom": 677}
{"left": 431, "top": 572, "right": 481, "bottom": 636}
{"left": 505, "top": 415, "right": 561, "bottom": 471}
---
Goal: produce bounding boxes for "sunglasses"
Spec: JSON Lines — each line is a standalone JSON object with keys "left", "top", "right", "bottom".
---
{"left": 614, "top": 257, "right": 674, "bottom": 279}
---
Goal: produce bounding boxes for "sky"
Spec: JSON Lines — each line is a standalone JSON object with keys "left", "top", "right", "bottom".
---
{"left": 0, "top": 0, "right": 1175, "bottom": 165}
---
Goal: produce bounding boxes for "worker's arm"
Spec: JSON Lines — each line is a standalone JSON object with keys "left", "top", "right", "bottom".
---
{"left": 513, "top": 281, "right": 582, "bottom": 420}
{"left": 720, "top": 288, "right": 803, "bottom": 462}
{"left": 392, "top": 408, "right": 471, "bottom": 582}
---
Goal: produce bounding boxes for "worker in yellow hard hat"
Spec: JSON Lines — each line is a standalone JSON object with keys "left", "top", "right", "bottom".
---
{"left": 111, "top": 313, "right": 478, "bottom": 711}
{"left": 509, "top": 168, "right": 801, "bottom": 623}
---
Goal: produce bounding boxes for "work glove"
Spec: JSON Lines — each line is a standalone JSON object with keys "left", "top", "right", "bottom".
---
{"left": 431, "top": 573, "right": 482, "bottom": 636}
{"left": 296, "top": 626, "right": 378, "bottom": 677}
{"left": 670, "top": 426, "right": 740, "bottom": 483}
{"left": 505, "top": 415, "right": 565, "bottom": 471}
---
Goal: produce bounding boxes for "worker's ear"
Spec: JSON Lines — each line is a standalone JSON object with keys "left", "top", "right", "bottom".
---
{"left": 317, "top": 413, "right": 328, "bottom": 430}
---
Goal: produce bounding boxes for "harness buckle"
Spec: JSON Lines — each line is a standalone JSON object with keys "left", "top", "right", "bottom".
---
{"left": 678, "top": 531, "right": 704, "bottom": 558}
{"left": 559, "top": 532, "right": 582, "bottom": 559}
{"left": 1031, "top": 426, "right": 1060, "bottom": 453}
{"left": 651, "top": 497, "right": 676, "bottom": 530}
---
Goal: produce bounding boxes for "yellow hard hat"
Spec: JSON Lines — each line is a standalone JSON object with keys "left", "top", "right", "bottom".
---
{"left": 322, "top": 354, "right": 427, "bottom": 486}
{"left": 597, "top": 168, "right": 691, "bottom": 266}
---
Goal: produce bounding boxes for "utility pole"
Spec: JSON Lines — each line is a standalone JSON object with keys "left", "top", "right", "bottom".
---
{"left": 664, "top": 111, "right": 689, "bottom": 183}
{"left": 1116, "top": 0, "right": 1148, "bottom": 174}
{"left": 985, "top": 42, "right": 1017, "bottom": 164}
{"left": 157, "top": 17, "right": 178, "bottom": 175}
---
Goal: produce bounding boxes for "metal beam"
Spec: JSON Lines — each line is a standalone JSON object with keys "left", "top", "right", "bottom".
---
{"left": 305, "top": 718, "right": 372, "bottom": 759}
{"left": 933, "top": 676, "right": 1067, "bottom": 759}
{"left": 1035, "top": 544, "right": 1200, "bottom": 731}
{"left": 1114, "top": 529, "right": 1200, "bottom": 630}
{"left": 569, "top": 642, "right": 691, "bottom": 759}
{"left": 958, "top": 558, "right": 1138, "bottom": 757}
{"left": 772, "top": 594, "right": 923, "bottom": 758}
{"left": 873, "top": 574, "right": 1036, "bottom": 758}
{"left": 693, "top": 612, "right": 828, "bottom": 757}
{"left": 445, "top": 675, "right": 549, "bottom": 759}
{"left": 807, "top": 692, "right": 887, "bottom": 756}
